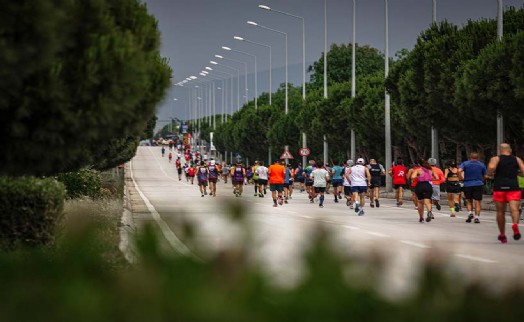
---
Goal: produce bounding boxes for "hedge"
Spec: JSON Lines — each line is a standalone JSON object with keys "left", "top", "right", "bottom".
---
{"left": 0, "top": 176, "right": 65, "bottom": 250}
{"left": 57, "top": 168, "right": 102, "bottom": 199}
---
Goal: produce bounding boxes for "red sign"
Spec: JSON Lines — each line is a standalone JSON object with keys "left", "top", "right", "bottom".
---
{"left": 299, "top": 148, "right": 311, "bottom": 157}
{"left": 280, "top": 150, "right": 294, "bottom": 159}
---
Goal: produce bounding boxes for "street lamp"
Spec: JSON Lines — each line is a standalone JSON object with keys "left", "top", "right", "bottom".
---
{"left": 210, "top": 60, "right": 240, "bottom": 113}
{"left": 247, "top": 21, "right": 287, "bottom": 114}
{"left": 215, "top": 54, "right": 245, "bottom": 107}
{"left": 257, "top": 4, "right": 305, "bottom": 100}
{"left": 385, "top": 0, "right": 392, "bottom": 192}
{"left": 222, "top": 46, "right": 258, "bottom": 110}
{"left": 351, "top": 0, "right": 356, "bottom": 161}
{"left": 234, "top": 36, "right": 272, "bottom": 105}
{"left": 496, "top": 0, "right": 504, "bottom": 147}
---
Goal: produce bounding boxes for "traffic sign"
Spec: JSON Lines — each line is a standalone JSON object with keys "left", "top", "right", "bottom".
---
{"left": 299, "top": 147, "right": 310, "bottom": 157}
{"left": 280, "top": 150, "right": 294, "bottom": 159}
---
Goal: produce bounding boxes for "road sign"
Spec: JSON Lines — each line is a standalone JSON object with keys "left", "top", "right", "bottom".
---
{"left": 280, "top": 150, "right": 294, "bottom": 159}
{"left": 299, "top": 147, "right": 311, "bottom": 157}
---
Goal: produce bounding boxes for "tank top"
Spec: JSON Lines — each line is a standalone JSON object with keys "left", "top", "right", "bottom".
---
{"left": 493, "top": 155, "right": 519, "bottom": 191}
{"left": 208, "top": 165, "right": 218, "bottom": 179}
{"left": 197, "top": 167, "right": 208, "bottom": 181}
{"left": 350, "top": 165, "right": 367, "bottom": 187}
{"left": 368, "top": 164, "right": 382, "bottom": 178}
{"left": 446, "top": 167, "right": 458, "bottom": 181}
{"left": 417, "top": 168, "right": 432, "bottom": 183}
{"left": 233, "top": 166, "right": 244, "bottom": 181}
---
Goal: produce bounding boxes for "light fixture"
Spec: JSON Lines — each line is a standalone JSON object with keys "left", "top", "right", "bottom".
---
{"left": 210, "top": 61, "right": 218, "bottom": 65}
{"left": 214, "top": 55, "right": 224, "bottom": 59}
{"left": 190, "top": 76, "right": 197, "bottom": 79}
{"left": 222, "top": 46, "right": 232, "bottom": 51}
{"left": 247, "top": 21, "right": 258, "bottom": 26}
{"left": 205, "top": 66, "right": 213, "bottom": 70}
{"left": 258, "top": 5, "right": 271, "bottom": 10}
{"left": 234, "top": 36, "right": 244, "bottom": 41}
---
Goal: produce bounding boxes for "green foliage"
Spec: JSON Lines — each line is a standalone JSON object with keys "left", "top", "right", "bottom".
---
{"left": 0, "top": 0, "right": 172, "bottom": 176}
{"left": 91, "top": 136, "right": 139, "bottom": 171}
{"left": 57, "top": 168, "right": 103, "bottom": 199}
{"left": 0, "top": 176, "right": 65, "bottom": 251}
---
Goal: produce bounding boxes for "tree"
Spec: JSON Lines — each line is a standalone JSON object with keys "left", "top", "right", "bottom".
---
{"left": 0, "top": 0, "right": 171, "bottom": 176}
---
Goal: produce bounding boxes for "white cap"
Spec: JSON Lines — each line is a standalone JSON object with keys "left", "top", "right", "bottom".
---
{"left": 210, "top": 160, "right": 215, "bottom": 165}
{"left": 357, "top": 158, "right": 365, "bottom": 164}
{"left": 347, "top": 159, "right": 354, "bottom": 166}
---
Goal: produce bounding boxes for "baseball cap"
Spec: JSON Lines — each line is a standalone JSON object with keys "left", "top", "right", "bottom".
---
{"left": 210, "top": 160, "right": 215, "bottom": 165}
{"left": 357, "top": 158, "right": 365, "bottom": 164}
{"left": 428, "top": 158, "right": 437, "bottom": 166}
{"left": 347, "top": 159, "right": 354, "bottom": 166}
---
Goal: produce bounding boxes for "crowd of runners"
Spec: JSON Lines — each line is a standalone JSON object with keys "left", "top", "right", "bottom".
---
{"left": 160, "top": 143, "right": 524, "bottom": 244}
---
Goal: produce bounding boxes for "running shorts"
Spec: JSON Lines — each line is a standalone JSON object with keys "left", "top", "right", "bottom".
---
{"left": 177, "top": 168, "right": 182, "bottom": 174}
{"left": 351, "top": 186, "right": 368, "bottom": 194}
{"left": 415, "top": 182, "right": 433, "bottom": 200}
{"left": 314, "top": 187, "right": 326, "bottom": 193}
{"left": 393, "top": 184, "right": 404, "bottom": 190}
{"left": 446, "top": 181, "right": 461, "bottom": 194}
{"left": 431, "top": 184, "right": 441, "bottom": 201}
{"left": 258, "top": 179, "right": 268, "bottom": 186}
{"left": 270, "top": 184, "right": 284, "bottom": 192}
{"left": 283, "top": 183, "right": 290, "bottom": 188}
{"left": 369, "top": 178, "right": 381, "bottom": 189}
{"left": 209, "top": 178, "right": 217, "bottom": 183}
{"left": 463, "top": 186, "right": 483, "bottom": 201}
{"left": 344, "top": 186, "right": 352, "bottom": 196}
{"left": 305, "top": 181, "right": 314, "bottom": 187}
{"left": 198, "top": 181, "right": 208, "bottom": 187}
{"left": 493, "top": 190, "right": 521, "bottom": 203}
{"left": 331, "top": 179, "right": 343, "bottom": 187}
{"left": 296, "top": 178, "right": 305, "bottom": 183}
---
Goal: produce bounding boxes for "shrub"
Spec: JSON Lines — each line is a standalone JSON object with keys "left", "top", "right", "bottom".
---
{"left": 57, "top": 168, "right": 102, "bottom": 199}
{"left": 0, "top": 176, "right": 65, "bottom": 250}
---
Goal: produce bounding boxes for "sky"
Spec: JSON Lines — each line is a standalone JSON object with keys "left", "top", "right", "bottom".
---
{"left": 143, "top": 0, "right": 523, "bottom": 131}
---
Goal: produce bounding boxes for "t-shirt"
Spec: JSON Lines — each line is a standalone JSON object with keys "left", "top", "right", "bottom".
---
{"left": 311, "top": 168, "right": 329, "bottom": 187}
{"left": 256, "top": 166, "right": 269, "bottom": 180}
{"left": 268, "top": 164, "right": 285, "bottom": 184}
{"left": 460, "top": 160, "right": 487, "bottom": 187}
{"left": 253, "top": 165, "right": 260, "bottom": 180}
{"left": 431, "top": 167, "right": 445, "bottom": 185}
{"left": 350, "top": 165, "right": 368, "bottom": 187}
{"left": 391, "top": 165, "right": 407, "bottom": 185}
{"left": 367, "top": 164, "right": 385, "bottom": 178}
{"left": 331, "top": 165, "right": 344, "bottom": 180}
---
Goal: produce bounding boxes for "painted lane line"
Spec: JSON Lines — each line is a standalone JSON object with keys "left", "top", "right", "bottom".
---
{"left": 130, "top": 160, "right": 200, "bottom": 260}
{"left": 301, "top": 216, "right": 313, "bottom": 219}
{"left": 365, "top": 231, "right": 390, "bottom": 238}
{"left": 455, "top": 254, "right": 498, "bottom": 264}
{"left": 344, "top": 225, "right": 361, "bottom": 230}
{"left": 400, "top": 240, "right": 431, "bottom": 249}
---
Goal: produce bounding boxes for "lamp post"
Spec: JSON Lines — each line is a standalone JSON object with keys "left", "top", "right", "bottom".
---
{"left": 172, "top": 98, "right": 178, "bottom": 133}
{"left": 222, "top": 46, "right": 258, "bottom": 110}
{"left": 234, "top": 36, "right": 272, "bottom": 105}
{"left": 431, "top": 0, "right": 439, "bottom": 164}
{"left": 385, "top": 0, "right": 392, "bottom": 192}
{"left": 351, "top": 0, "right": 356, "bottom": 161}
{"left": 210, "top": 61, "right": 240, "bottom": 115}
{"left": 215, "top": 54, "right": 246, "bottom": 106}
{"left": 247, "top": 21, "right": 287, "bottom": 114}
{"left": 323, "top": 0, "right": 328, "bottom": 164}
{"left": 258, "top": 4, "right": 305, "bottom": 100}
{"left": 496, "top": 0, "right": 504, "bottom": 147}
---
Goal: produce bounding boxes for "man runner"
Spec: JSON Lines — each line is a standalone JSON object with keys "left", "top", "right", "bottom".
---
{"left": 268, "top": 160, "right": 286, "bottom": 207}
{"left": 367, "top": 159, "right": 385, "bottom": 208}
{"left": 428, "top": 158, "right": 445, "bottom": 212}
{"left": 253, "top": 161, "right": 260, "bottom": 197}
{"left": 343, "top": 160, "right": 354, "bottom": 208}
{"left": 389, "top": 159, "right": 408, "bottom": 206}
{"left": 256, "top": 161, "right": 269, "bottom": 198}
{"left": 311, "top": 160, "right": 330, "bottom": 208}
{"left": 459, "top": 152, "right": 487, "bottom": 224}
{"left": 487, "top": 143, "right": 524, "bottom": 243}
{"left": 207, "top": 160, "right": 219, "bottom": 197}
{"left": 331, "top": 161, "right": 345, "bottom": 203}
{"left": 231, "top": 162, "right": 246, "bottom": 197}
{"left": 196, "top": 161, "right": 209, "bottom": 197}
{"left": 348, "top": 158, "right": 371, "bottom": 216}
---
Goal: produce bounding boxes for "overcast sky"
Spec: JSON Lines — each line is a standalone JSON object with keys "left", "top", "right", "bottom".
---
{"left": 143, "top": 0, "right": 523, "bottom": 130}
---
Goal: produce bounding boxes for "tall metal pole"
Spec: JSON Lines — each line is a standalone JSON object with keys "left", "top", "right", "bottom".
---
{"left": 323, "top": 0, "right": 328, "bottom": 165}
{"left": 285, "top": 32, "right": 288, "bottom": 114}
{"left": 496, "top": 0, "right": 504, "bottom": 147}
{"left": 254, "top": 55, "right": 258, "bottom": 110}
{"left": 351, "top": 0, "right": 356, "bottom": 161}
{"left": 431, "top": 0, "right": 439, "bottom": 164}
{"left": 385, "top": 0, "right": 392, "bottom": 192}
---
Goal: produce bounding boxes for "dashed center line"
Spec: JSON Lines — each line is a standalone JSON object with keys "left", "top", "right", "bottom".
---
{"left": 366, "top": 231, "right": 390, "bottom": 238}
{"left": 455, "top": 254, "right": 498, "bottom": 264}
{"left": 400, "top": 240, "right": 431, "bottom": 249}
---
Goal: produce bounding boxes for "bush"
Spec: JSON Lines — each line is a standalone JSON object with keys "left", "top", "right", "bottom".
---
{"left": 0, "top": 176, "right": 65, "bottom": 250}
{"left": 57, "top": 168, "right": 102, "bottom": 199}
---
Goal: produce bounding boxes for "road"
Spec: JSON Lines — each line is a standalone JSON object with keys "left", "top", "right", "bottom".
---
{"left": 127, "top": 146, "right": 524, "bottom": 296}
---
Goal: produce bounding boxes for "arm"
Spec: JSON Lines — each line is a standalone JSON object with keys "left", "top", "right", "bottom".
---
{"left": 410, "top": 169, "right": 419, "bottom": 181}
{"left": 365, "top": 168, "right": 371, "bottom": 185}
{"left": 517, "top": 157, "right": 524, "bottom": 177}
{"left": 486, "top": 157, "right": 499, "bottom": 178}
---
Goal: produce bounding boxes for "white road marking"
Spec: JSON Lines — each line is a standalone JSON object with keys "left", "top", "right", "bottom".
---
{"left": 400, "top": 240, "right": 431, "bottom": 249}
{"left": 301, "top": 216, "right": 313, "bottom": 219}
{"left": 366, "top": 231, "right": 390, "bottom": 238}
{"left": 455, "top": 254, "right": 498, "bottom": 264}
{"left": 130, "top": 160, "right": 199, "bottom": 260}
{"left": 344, "top": 225, "right": 361, "bottom": 230}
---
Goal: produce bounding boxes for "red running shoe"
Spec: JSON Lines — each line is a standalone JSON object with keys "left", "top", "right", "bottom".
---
{"left": 512, "top": 224, "right": 521, "bottom": 240}
{"left": 498, "top": 234, "right": 508, "bottom": 244}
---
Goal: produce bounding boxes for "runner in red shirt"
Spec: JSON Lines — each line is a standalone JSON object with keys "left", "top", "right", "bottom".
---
{"left": 389, "top": 159, "right": 408, "bottom": 206}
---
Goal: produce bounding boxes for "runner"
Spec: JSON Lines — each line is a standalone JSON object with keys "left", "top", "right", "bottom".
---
{"left": 256, "top": 161, "right": 269, "bottom": 198}
{"left": 287, "top": 163, "right": 295, "bottom": 200}
{"left": 196, "top": 161, "right": 209, "bottom": 197}
{"left": 444, "top": 161, "right": 461, "bottom": 217}
{"left": 428, "top": 158, "right": 445, "bottom": 212}
{"left": 168, "top": 152, "right": 173, "bottom": 163}
{"left": 221, "top": 163, "right": 230, "bottom": 184}
{"left": 283, "top": 164, "right": 292, "bottom": 204}
{"left": 331, "top": 161, "right": 345, "bottom": 203}
{"left": 246, "top": 164, "right": 254, "bottom": 185}
{"left": 519, "top": 175, "right": 524, "bottom": 221}
{"left": 343, "top": 160, "right": 354, "bottom": 208}
{"left": 252, "top": 161, "right": 260, "bottom": 197}
{"left": 268, "top": 160, "right": 286, "bottom": 207}
{"left": 310, "top": 160, "right": 330, "bottom": 208}
{"left": 407, "top": 163, "right": 420, "bottom": 210}
{"left": 324, "top": 162, "right": 332, "bottom": 194}
{"left": 295, "top": 163, "right": 305, "bottom": 192}
{"left": 303, "top": 160, "right": 316, "bottom": 203}
{"left": 175, "top": 157, "right": 182, "bottom": 181}
{"left": 412, "top": 159, "right": 438, "bottom": 223}
{"left": 230, "top": 162, "right": 246, "bottom": 197}
{"left": 487, "top": 143, "right": 524, "bottom": 243}
{"left": 348, "top": 158, "right": 371, "bottom": 216}
{"left": 183, "top": 163, "right": 190, "bottom": 182}
{"left": 459, "top": 152, "right": 487, "bottom": 224}
{"left": 207, "top": 160, "right": 219, "bottom": 197}
{"left": 367, "top": 159, "right": 385, "bottom": 208}
{"left": 389, "top": 159, "right": 408, "bottom": 206}
{"left": 161, "top": 146, "right": 166, "bottom": 157}
{"left": 187, "top": 163, "right": 196, "bottom": 184}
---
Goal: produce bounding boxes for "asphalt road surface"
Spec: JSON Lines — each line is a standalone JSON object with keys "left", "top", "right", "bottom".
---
{"left": 128, "top": 146, "right": 524, "bottom": 297}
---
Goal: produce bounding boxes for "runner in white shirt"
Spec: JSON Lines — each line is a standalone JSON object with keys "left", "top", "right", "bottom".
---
{"left": 256, "top": 161, "right": 269, "bottom": 197}
{"left": 343, "top": 160, "right": 354, "bottom": 208}
{"left": 347, "top": 158, "right": 371, "bottom": 216}
{"left": 310, "top": 160, "right": 330, "bottom": 208}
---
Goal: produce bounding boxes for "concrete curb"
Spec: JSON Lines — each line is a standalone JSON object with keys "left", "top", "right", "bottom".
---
{"left": 118, "top": 163, "right": 137, "bottom": 264}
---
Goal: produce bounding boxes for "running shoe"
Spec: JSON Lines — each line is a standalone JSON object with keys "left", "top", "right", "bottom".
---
{"left": 466, "top": 214, "right": 474, "bottom": 223}
{"left": 454, "top": 203, "right": 461, "bottom": 212}
{"left": 349, "top": 205, "right": 354, "bottom": 209}
{"left": 319, "top": 204, "right": 324, "bottom": 208}
{"left": 354, "top": 203, "right": 360, "bottom": 213}
{"left": 284, "top": 200, "right": 288, "bottom": 204}
{"left": 498, "top": 234, "right": 508, "bottom": 244}
{"left": 370, "top": 203, "right": 375, "bottom": 208}
{"left": 419, "top": 218, "right": 425, "bottom": 223}
{"left": 201, "top": 194, "right": 204, "bottom": 197}
{"left": 204, "top": 190, "right": 208, "bottom": 195}
{"left": 431, "top": 213, "right": 435, "bottom": 219}
{"left": 278, "top": 197, "right": 284, "bottom": 206}
{"left": 264, "top": 189, "right": 267, "bottom": 195}
{"left": 396, "top": 201, "right": 400, "bottom": 206}
{"left": 259, "top": 193, "right": 264, "bottom": 198}
{"left": 358, "top": 209, "right": 365, "bottom": 216}
{"left": 450, "top": 213, "right": 456, "bottom": 217}
{"left": 346, "top": 200, "right": 351, "bottom": 207}
{"left": 273, "top": 204, "right": 277, "bottom": 208}
{"left": 474, "top": 218, "right": 480, "bottom": 224}
{"left": 399, "top": 200, "right": 403, "bottom": 206}
{"left": 426, "top": 211, "right": 432, "bottom": 222}
{"left": 512, "top": 223, "right": 521, "bottom": 240}
{"left": 375, "top": 199, "right": 380, "bottom": 208}
{"left": 254, "top": 193, "right": 258, "bottom": 197}
{"left": 435, "top": 203, "right": 441, "bottom": 211}
{"left": 338, "top": 193, "right": 343, "bottom": 200}
{"left": 334, "top": 198, "right": 339, "bottom": 203}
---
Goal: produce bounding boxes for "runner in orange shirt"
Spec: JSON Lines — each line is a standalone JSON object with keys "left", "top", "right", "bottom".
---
{"left": 268, "top": 160, "right": 286, "bottom": 207}
{"left": 428, "top": 158, "right": 445, "bottom": 214}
